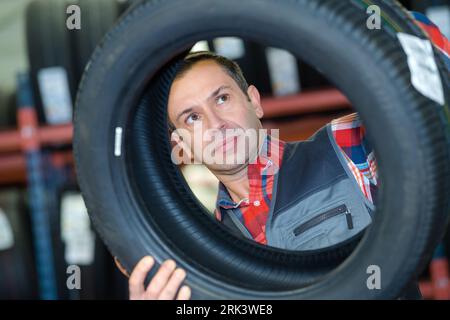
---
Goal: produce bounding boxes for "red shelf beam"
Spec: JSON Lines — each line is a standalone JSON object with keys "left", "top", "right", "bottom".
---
{"left": 0, "top": 123, "right": 73, "bottom": 154}
{"left": 261, "top": 88, "right": 351, "bottom": 118}
{"left": 0, "top": 151, "right": 74, "bottom": 186}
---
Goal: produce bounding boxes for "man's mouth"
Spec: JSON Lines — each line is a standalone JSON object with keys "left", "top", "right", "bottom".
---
{"left": 215, "top": 136, "right": 239, "bottom": 153}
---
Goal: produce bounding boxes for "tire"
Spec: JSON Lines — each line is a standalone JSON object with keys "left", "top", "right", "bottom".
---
{"left": 72, "top": 0, "right": 120, "bottom": 85}
{"left": 26, "top": 0, "right": 77, "bottom": 125}
{"left": 410, "top": 0, "right": 448, "bottom": 12}
{"left": 41, "top": 160, "right": 128, "bottom": 299}
{"left": 0, "top": 88, "right": 16, "bottom": 129}
{"left": 0, "top": 189, "right": 38, "bottom": 299}
{"left": 26, "top": 0, "right": 120, "bottom": 124}
{"left": 55, "top": 188, "right": 128, "bottom": 299}
{"left": 74, "top": 0, "right": 450, "bottom": 299}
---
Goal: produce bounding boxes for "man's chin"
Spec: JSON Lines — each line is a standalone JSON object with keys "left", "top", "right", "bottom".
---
{"left": 194, "top": 147, "right": 259, "bottom": 174}
{"left": 204, "top": 161, "right": 249, "bottom": 175}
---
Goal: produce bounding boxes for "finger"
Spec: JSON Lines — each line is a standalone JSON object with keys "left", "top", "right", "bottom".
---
{"left": 145, "top": 259, "right": 177, "bottom": 299}
{"left": 176, "top": 285, "right": 192, "bottom": 300}
{"left": 157, "top": 268, "right": 186, "bottom": 300}
{"left": 128, "top": 256, "right": 155, "bottom": 300}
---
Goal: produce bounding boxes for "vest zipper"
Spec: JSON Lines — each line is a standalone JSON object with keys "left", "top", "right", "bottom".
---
{"left": 293, "top": 204, "right": 353, "bottom": 237}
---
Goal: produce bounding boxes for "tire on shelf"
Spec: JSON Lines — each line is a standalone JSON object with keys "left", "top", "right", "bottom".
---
{"left": 0, "top": 189, "right": 38, "bottom": 299}
{"left": 0, "top": 88, "right": 16, "bottom": 129}
{"left": 72, "top": 0, "right": 120, "bottom": 84}
{"left": 25, "top": 0, "right": 120, "bottom": 125}
{"left": 25, "top": 0, "right": 77, "bottom": 125}
{"left": 73, "top": 0, "right": 450, "bottom": 299}
{"left": 49, "top": 183, "right": 128, "bottom": 299}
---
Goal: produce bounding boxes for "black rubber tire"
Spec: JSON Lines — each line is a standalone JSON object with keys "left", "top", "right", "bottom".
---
{"left": 26, "top": 0, "right": 120, "bottom": 124}
{"left": 0, "top": 88, "right": 16, "bottom": 129}
{"left": 41, "top": 160, "right": 128, "bottom": 299}
{"left": 0, "top": 189, "right": 38, "bottom": 299}
{"left": 378, "top": 0, "right": 450, "bottom": 266}
{"left": 74, "top": 0, "right": 450, "bottom": 299}
{"left": 410, "top": 0, "right": 448, "bottom": 12}
{"left": 72, "top": 0, "right": 120, "bottom": 85}
{"left": 53, "top": 187, "right": 128, "bottom": 299}
{"left": 26, "top": 0, "right": 78, "bottom": 124}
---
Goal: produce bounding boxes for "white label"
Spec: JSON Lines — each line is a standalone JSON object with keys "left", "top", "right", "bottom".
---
{"left": 114, "top": 127, "right": 123, "bottom": 157}
{"left": 265, "top": 47, "right": 300, "bottom": 96}
{"left": 0, "top": 208, "right": 14, "bottom": 251}
{"left": 213, "top": 37, "right": 246, "bottom": 60}
{"left": 426, "top": 6, "right": 450, "bottom": 40}
{"left": 60, "top": 193, "right": 95, "bottom": 265}
{"left": 397, "top": 32, "right": 444, "bottom": 105}
{"left": 37, "top": 67, "right": 73, "bottom": 124}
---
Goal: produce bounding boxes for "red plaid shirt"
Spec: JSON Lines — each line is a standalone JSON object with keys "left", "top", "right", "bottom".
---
{"left": 214, "top": 112, "right": 378, "bottom": 245}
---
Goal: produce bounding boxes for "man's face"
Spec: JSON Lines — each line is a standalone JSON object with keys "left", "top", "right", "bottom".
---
{"left": 167, "top": 60, "right": 265, "bottom": 174}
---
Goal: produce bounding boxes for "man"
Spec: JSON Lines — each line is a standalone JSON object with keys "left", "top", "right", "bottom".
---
{"left": 116, "top": 13, "right": 449, "bottom": 300}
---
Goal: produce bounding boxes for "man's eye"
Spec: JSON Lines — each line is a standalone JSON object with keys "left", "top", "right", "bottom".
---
{"left": 186, "top": 113, "right": 200, "bottom": 125}
{"left": 217, "top": 94, "right": 229, "bottom": 105}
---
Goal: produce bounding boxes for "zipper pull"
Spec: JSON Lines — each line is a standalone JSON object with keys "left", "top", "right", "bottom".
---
{"left": 345, "top": 210, "right": 354, "bottom": 230}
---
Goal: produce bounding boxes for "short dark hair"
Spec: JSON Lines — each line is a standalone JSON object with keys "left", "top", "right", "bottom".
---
{"left": 174, "top": 51, "right": 250, "bottom": 96}
{"left": 168, "top": 51, "right": 250, "bottom": 132}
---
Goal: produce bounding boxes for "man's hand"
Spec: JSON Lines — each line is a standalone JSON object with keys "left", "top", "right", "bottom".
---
{"left": 115, "top": 255, "right": 191, "bottom": 300}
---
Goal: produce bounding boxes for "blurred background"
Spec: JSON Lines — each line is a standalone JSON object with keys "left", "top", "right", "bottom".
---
{"left": 0, "top": 0, "right": 449, "bottom": 299}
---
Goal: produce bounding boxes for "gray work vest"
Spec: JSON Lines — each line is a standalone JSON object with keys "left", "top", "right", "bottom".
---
{"left": 220, "top": 123, "right": 375, "bottom": 251}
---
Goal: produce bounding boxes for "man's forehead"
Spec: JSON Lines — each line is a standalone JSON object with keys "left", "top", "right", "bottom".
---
{"left": 170, "top": 61, "right": 235, "bottom": 97}
{"left": 180, "top": 59, "right": 228, "bottom": 79}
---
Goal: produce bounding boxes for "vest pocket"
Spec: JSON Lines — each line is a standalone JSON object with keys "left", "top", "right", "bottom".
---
{"left": 268, "top": 177, "right": 374, "bottom": 251}
{"left": 278, "top": 199, "right": 368, "bottom": 251}
{"left": 293, "top": 204, "right": 353, "bottom": 237}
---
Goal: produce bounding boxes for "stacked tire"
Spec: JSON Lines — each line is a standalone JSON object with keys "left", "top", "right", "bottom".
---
{"left": 23, "top": 0, "right": 130, "bottom": 299}
{"left": 25, "top": 0, "right": 124, "bottom": 125}
{"left": 0, "top": 88, "right": 16, "bottom": 129}
{"left": 0, "top": 189, "right": 38, "bottom": 299}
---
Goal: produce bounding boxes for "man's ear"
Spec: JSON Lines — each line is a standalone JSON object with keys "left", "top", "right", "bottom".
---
{"left": 247, "top": 85, "right": 264, "bottom": 119}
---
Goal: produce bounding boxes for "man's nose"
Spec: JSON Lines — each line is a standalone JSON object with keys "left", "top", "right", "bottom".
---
{"left": 208, "top": 108, "right": 227, "bottom": 128}
{"left": 204, "top": 110, "right": 227, "bottom": 140}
